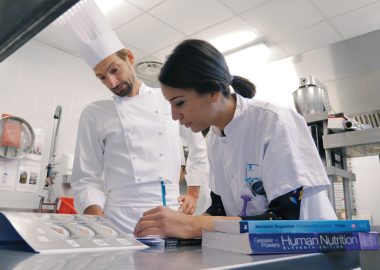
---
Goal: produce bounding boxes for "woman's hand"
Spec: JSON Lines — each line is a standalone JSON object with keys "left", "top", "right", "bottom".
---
{"left": 134, "top": 206, "right": 201, "bottom": 238}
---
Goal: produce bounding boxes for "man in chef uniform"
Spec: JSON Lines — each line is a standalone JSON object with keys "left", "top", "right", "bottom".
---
{"left": 60, "top": 0, "right": 209, "bottom": 233}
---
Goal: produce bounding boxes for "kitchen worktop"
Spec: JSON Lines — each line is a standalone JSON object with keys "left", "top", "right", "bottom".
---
{"left": 0, "top": 244, "right": 378, "bottom": 270}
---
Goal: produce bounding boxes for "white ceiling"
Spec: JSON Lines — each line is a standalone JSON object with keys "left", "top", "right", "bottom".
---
{"left": 35, "top": 0, "right": 380, "bottom": 65}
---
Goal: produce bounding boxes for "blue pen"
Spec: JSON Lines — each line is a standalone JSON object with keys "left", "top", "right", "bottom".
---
{"left": 161, "top": 180, "right": 166, "bottom": 206}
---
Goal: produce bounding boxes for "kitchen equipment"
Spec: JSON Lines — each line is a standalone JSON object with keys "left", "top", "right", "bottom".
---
{"left": 135, "top": 60, "right": 163, "bottom": 88}
{"left": 292, "top": 76, "right": 330, "bottom": 116}
{"left": 45, "top": 105, "right": 62, "bottom": 188}
{"left": 0, "top": 0, "right": 79, "bottom": 62}
{"left": 0, "top": 116, "right": 35, "bottom": 159}
{"left": 349, "top": 109, "right": 380, "bottom": 128}
{"left": 39, "top": 105, "right": 62, "bottom": 212}
{"left": 57, "top": 196, "right": 77, "bottom": 214}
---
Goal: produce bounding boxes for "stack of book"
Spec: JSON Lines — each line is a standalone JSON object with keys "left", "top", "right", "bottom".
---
{"left": 202, "top": 219, "right": 380, "bottom": 255}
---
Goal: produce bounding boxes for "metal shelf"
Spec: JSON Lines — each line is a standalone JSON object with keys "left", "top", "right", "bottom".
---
{"left": 304, "top": 111, "right": 328, "bottom": 124}
{"left": 325, "top": 166, "right": 356, "bottom": 181}
{"left": 303, "top": 112, "right": 328, "bottom": 124}
{"left": 323, "top": 127, "right": 380, "bottom": 157}
{"left": 303, "top": 111, "right": 355, "bottom": 219}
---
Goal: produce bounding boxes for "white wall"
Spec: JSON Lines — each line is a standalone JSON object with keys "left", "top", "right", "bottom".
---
{"left": 0, "top": 40, "right": 111, "bottom": 209}
{"left": 349, "top": 156, "right": 380, "bottom": 225}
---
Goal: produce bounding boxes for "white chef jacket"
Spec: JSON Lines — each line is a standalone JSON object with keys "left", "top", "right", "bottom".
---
{"left": 207, "top": 94, "right": 336, "bottom": 220}
{"left": 71, "top": 83, "right": 209, "bottom": 233}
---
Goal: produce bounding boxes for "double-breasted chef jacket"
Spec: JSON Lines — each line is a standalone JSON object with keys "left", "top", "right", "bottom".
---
{"left": 71, "top": 83, "right": 209, "bottom": 233}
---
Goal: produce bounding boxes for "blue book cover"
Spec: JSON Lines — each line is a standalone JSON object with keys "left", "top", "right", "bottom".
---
{"left": 202, "top": 230, "right": 380, "bottom": 255}
{"left": 249, "top": 232, "right": 379, "bottom": 254}
{"left": 213, "top": 219, "right": 370, "bottom": 234}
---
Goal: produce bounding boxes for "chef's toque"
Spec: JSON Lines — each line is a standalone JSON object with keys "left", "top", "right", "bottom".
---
{"left": 57, "top": 0, "right": 124, "bottom": 68}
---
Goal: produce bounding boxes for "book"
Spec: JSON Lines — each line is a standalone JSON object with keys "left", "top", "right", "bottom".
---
{"left": 213, "top": 219, "right": 370, "bottom": 234}
{"left": 136, "top": 235, "right": 202, "bottom": 248}
{"left": 0, "top": 211, "right": 148, "bottom": 253}
{"left": 164, "top": 237, "right": 202, "bottom": 248}
{"left": 202, "top": 230, "right": 380, "bottom": 255}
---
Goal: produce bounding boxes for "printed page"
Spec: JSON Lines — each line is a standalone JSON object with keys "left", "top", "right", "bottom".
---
{"left": 0, "top": 211, "right": 148, "bottom": 253}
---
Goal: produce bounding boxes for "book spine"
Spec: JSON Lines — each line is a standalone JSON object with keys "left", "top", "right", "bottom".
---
{"left": 164, "top": 238, "right": 202, "bottom": 248}
{"left": 239, "top": 220, "right": 370, "bottom": 234}
{"left": 248, "top": 232, "right": 379, "bottom": 254}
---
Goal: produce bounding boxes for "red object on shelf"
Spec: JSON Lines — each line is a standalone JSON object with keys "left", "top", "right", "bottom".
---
{"left": 57, "top": 197, "right": 78, "bottom": 214}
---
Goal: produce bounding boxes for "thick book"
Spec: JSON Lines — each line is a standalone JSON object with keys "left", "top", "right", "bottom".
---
{"left": 202, "top": 230, "right": 380, "bottom": 255}
{"left": 164, "top": 237, "right": 202, "bottom": 247}
{"left": 213, "top": 219, "right": 370, "bottom": 234}
{"left": 0, "top": 211, "right": 148, "bottom": 253}
{"left": 136, "top": 235, "right": 201, "bottom": 247}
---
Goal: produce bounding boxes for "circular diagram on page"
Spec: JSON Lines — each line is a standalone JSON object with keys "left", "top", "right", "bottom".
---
{"left": 75, "top": 224, "right": 96, "bottom": 238}
{"left": 49, "top": 224, "right": 71, "bottom": 238}
{"left": 99, "top": 225, "right": 118, "bottom": 237}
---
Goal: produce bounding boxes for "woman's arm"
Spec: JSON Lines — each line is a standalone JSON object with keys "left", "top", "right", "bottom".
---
{"left": 134, "top": 206, "right": 240, "bottom": 238}
{"left": 241, "top": 187, "right": 303, "bottom": 220}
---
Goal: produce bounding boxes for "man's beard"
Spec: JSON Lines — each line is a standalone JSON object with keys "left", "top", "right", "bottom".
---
{"left": 112, "top": 80, "right": 133, "bottom": 97}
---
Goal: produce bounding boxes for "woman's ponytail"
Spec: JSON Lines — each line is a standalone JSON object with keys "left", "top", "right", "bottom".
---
{"left": 230, "top": 75, "right": 256, "bottom": 98}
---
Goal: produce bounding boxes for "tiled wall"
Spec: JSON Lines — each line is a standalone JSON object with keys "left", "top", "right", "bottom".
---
{"left": 0, "top": 40, "right": 111, "bottom": 210}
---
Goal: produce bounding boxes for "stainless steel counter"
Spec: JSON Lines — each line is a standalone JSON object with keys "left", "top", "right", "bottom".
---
{"left": 1, "top": 244, "right": 377, "bottom": 270}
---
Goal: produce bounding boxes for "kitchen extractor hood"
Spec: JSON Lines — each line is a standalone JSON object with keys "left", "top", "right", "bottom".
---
{"left": 0, "top": 0, "right": 79, "bottom": 63}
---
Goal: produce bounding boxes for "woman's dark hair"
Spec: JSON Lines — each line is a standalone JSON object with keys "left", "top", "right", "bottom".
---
{"left": 159, "top": 39, "right": 256, "bottom": 98}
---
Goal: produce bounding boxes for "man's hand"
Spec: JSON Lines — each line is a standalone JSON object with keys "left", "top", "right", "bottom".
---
{"left": 83, "top": 204, "right": 104, "bottom": 216}
{"left": 177, "top": 186, "right": 200, "bottom": 215}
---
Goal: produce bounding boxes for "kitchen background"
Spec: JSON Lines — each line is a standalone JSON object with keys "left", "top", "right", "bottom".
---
{"left": 0, "top": 0, "right": 379, "bottom": 225}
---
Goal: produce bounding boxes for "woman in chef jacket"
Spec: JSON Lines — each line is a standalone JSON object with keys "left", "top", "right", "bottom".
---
{"left": 134, "top": 39, "right": 337, "bottom": 239}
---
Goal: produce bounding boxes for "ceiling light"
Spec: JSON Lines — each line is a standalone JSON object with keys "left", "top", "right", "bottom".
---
{"left": 226, "top": 43, "right": 271, "bottom": 67}
{"left": 210, "top": 31, "right": 258, "bottom": 53}
{"left": 95, "top": 0, "right": 124, "bottom": 14}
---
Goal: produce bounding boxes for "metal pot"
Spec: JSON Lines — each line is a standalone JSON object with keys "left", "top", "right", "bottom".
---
{"left": 293, "top": 76, "right": 329, "bottom": 116}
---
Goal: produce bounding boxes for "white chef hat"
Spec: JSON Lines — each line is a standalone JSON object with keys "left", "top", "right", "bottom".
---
{"left": 57, "top": 0, "right": 124, "bottom": 68}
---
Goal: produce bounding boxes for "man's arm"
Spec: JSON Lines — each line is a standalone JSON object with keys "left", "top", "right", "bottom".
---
{"left": 71, "top": 108, "right": 106, "bottom": 216}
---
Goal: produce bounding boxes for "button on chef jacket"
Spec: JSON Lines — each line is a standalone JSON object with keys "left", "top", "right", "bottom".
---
{"left": 207, "top": 94, "right": 336, "bottom": 220}
{"left": 71, "top": 83, "right": 209, "bottom": 233}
